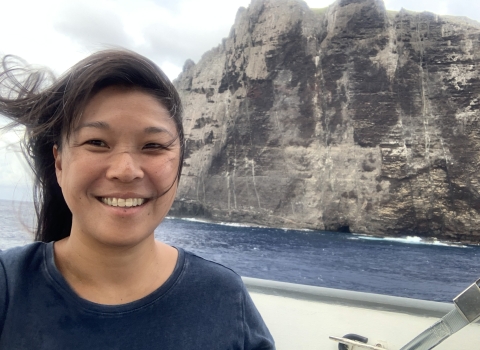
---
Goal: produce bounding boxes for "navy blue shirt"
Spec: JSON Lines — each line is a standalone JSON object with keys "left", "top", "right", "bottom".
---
{"left": 0, "top": 242, "right": 275, "bottom": 349}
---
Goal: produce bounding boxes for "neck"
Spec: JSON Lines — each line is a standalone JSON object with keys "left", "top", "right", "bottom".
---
{"left": 54, "top": 233, "right": 178, "bottom": 305}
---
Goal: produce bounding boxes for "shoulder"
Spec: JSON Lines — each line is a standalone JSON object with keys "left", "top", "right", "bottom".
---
{"left": 0, "top": 242, "right": 46, "bottom": 280}
{"left": 183, "top": 249, "right": 240, "bottom": 277}
{"left": 181, "top": 249, "right": 244, "bottom": 290}
{"left": 0, "top": 242, "right": 46, "bottom": 265}
{"left": 179, "top": 251, "right": 276, "bottom": 348}
{"left": 0, "top": 242, "right": 46, "bottom": 332}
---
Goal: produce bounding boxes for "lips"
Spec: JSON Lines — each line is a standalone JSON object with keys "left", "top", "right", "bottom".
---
{"left": 101, "top": 197, "right": 146, "bottom": 208}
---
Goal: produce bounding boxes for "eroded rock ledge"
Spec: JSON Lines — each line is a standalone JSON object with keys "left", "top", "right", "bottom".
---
{"left": 171, "top": 0, "right": 480, "bottom": 243}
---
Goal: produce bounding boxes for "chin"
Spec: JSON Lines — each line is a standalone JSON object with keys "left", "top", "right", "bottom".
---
{"left": 87, "top": 226, "right": 156, "bottom": 248}
{"left": 100, "top": 235, "right": 154, "bottom": 248}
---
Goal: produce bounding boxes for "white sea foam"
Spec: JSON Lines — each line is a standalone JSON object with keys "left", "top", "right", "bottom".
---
{"left": 279, "top": 227, "right": 314, "bottom": 232}
{"left": 165, "top": 217, "right": 469, "bottom": 246}
{"left": 350, "top": 234, "right": 469, "bottom": 248}
{"left": 218, "top": 221, "right": 263, "bottom": 228}
{"left": 166, "top": 217, "right": 318, "bottom": 231}
{"left": 165, "top": 217, "right": 213, "bottom": 225}
{"left": 165, "top": 217, "right": 262, "bottom": 228}
{"left": 165, "top": 217, "right": 318, "bottom": 232}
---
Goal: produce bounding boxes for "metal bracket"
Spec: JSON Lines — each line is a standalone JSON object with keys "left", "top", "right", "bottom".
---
{"left": 453, "top": 278, "right": 480, "bottom": 322}
{"left": 329, "top": 336, "right": 388, "bottom": 350}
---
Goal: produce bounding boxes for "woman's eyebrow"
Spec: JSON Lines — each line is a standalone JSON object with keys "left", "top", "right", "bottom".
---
{"left": 74, "top": 121, "right": 110, "bottom": 132}
{"left": 73, "top": 123, "right": 174, "bottom": 136}
{"left": 144, "top": 126, "right": 174, "bottom": 136}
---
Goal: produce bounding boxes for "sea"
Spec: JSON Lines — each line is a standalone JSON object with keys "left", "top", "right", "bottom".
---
{"left": 1, "top": 199, "right": 479, "bottom": 303}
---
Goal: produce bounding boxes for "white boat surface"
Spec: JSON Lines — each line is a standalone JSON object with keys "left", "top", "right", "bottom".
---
{"left": 243, "top": 277, "right": 480, "bottom": 350}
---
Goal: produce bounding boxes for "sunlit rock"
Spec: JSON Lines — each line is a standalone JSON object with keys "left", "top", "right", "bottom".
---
{"left": 171, "top": 0, "right": 480, "bottom": 243}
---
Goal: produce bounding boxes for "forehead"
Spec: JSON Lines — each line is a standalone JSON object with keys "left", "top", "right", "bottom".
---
{"left": 76, "top": 86, "right": 175, "bottom": 130}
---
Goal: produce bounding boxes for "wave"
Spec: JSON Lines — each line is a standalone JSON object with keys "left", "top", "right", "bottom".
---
{"left": 350, "top": 234, "right": 469, "bottom": 248}
{"left": 164, "top": 217, "right": 468, "bottom": 247}
{"left": 165, "top": 216, "right": 209, "bottom": 223}
{"left": 165, "top": 217, "right": 318, "bottom": 232}
{"left": 165, "top": 217, "right": 263, "bottom": 228}
{"left": 218, "top": 222, "right": 264, "bottom": 228}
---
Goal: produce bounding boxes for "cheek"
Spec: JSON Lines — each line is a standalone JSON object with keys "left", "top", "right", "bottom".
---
{"left": 60, "top": 155, "right": 100, "bottom": 195}
{"left": 151, "top": 156, "right": 180, "bottom": 183}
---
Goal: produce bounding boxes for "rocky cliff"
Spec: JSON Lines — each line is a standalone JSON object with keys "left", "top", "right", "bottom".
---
{"left": 171, "top": 0, "right": 480, "bottom": 243}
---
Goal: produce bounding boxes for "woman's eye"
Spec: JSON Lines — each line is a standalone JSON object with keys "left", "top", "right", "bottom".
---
{"left": 143, "top": 143, "right": 166, "bottom": 150}
{"left": 86, "top": 140, "right": 107, "bottom": 147}
{"left": 143, "top": 143, "right": 165, "bottom": 150}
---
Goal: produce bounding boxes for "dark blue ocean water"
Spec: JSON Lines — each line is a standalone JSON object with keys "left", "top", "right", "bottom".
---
{"left": 1, "top": 200, "right": 479, "bottom": 302}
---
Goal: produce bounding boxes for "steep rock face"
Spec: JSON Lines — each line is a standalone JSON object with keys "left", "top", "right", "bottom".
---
{"left": 172, "top": 0, "right": 480, "bottom": 243}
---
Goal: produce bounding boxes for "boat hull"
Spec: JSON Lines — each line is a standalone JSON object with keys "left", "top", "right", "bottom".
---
{"left": 244, "top": 277, "right": 480, "bottom": 350}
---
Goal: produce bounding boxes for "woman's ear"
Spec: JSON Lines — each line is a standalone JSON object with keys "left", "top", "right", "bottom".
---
{"left": 53, "top": 144, "right": 62, "bottom": 187}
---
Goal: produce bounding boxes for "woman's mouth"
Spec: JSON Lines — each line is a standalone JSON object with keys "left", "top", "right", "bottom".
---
{"left": 100, "top": 197, "right": 146, "bottom": 208}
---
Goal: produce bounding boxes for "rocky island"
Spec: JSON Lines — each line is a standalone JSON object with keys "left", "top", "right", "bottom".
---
{"left": 171, "top": 0, "right": 480, "bottom": 243}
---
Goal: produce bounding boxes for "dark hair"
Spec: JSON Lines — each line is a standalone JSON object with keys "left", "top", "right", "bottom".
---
{"left": 0, "top": 49, "right": 184, "bottom": 242}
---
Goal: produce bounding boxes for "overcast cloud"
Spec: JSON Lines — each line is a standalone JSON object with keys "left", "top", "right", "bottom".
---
{"left": 384, "top": 0, "right": 480, "bottom": 17}
{"left": 54, "top": 1, "right": 134, "bottom": 49}
{"left": 0, "top": 0, "right": 479, "bottom": 200}
{"left": 1, "top": 0, "right": 478, "bottom": 79}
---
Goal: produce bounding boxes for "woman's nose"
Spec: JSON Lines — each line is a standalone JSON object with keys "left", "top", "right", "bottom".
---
{"left": 106, "top": 151, "right": 144, "bottom": 182}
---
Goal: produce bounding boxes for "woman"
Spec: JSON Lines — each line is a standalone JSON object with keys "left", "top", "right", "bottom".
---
{"left": 0, "top": 49, "right": 275, "bottom": 349}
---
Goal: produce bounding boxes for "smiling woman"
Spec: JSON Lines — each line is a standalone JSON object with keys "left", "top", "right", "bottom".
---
{"left": 54, "top": 87, "right": 181, "bottom": 252}
{"left": 0, "top": 49, "right": 275, "bottom": 349}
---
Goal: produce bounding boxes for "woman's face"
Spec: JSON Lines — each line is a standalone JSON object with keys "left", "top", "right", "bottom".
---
{"left": 53, "top": 86, "right": 181, "bottom": 247}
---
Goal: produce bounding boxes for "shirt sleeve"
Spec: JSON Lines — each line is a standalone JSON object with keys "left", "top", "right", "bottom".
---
{"left": 0, "top": 256, "right": 8, "bottom": 337}
{"left": 242, "top": 284, "right": 276, "bottom": 350}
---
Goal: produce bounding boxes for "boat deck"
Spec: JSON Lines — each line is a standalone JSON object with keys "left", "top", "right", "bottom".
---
{"left": 244, "top": 277, "right": 480, "bottom": 350}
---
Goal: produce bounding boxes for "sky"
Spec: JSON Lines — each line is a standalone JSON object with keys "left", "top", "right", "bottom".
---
{"left": 0, "top": 0, "right": 479, "bottom": 201}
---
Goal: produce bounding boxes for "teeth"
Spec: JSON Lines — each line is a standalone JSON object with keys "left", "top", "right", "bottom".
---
{"left": 101, "top": 198, "right": 145, "bottom": 208}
